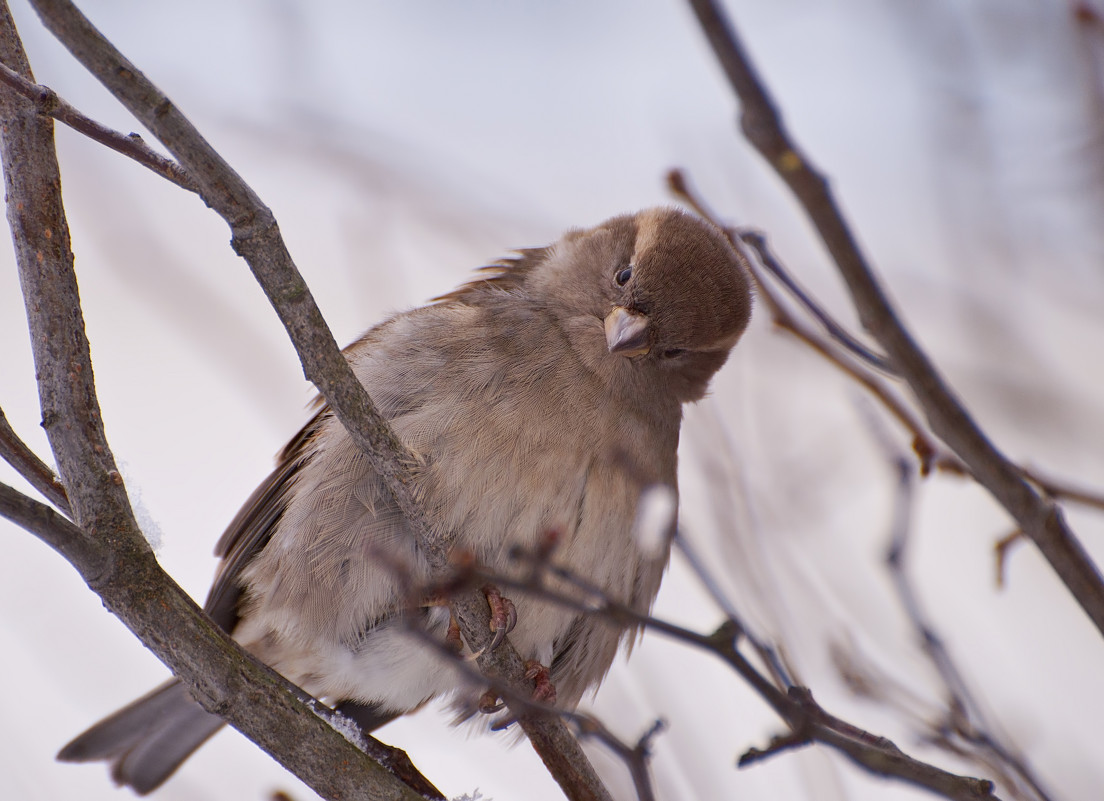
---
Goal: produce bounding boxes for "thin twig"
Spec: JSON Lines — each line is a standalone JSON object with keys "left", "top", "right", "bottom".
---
{"left": 0, "top": 481, "right": 102, "bottom": 573}
{"left": 674, "top": 532, "right": 795, "bottom": 689}
{"left": 863, "top": 412, "right": 1056, "bottom": 801}
{"left": 439, "top": 548, "right": 1001, "bottom": 801}
{"left": 1021, "top": 467, "right": 1104, "bottom": 513}
{"left": 745, "top": 229, "right": 895, "bottom": 374}
{"left": 670, "top": 168, "right": 963, "bottom": 478}
{"left": 685, "top": 0, "right": 1104, "bottom": 638}
{"left": 675, "top": 169, "right": 1104, "bottom": 518}
{"left": 0, "top": 60, "right": 197, "bottom": 191}
{"left": 993, "top": 530, "right": 1025, "bottom": 589}
{"left": 0, "top": 405, "right": 70, "bottom": 515}
{"left": 739, "top": 228, "right": 958, "bottom": 476}
{"left": 673, "top": 171, "right": 1104, "bottom": 516}
{"left": 574, "top": 718, "right": 665, "bottom": 801}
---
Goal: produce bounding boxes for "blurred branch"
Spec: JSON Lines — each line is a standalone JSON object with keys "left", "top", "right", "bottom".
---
{"left": 994, "top": 530, "right": 1026, "bottom": 589}
{"left": 1019, "top": 468, "right": 1104, "bottom": 513}
{"left": 580, "top": 718, "right": 666, "bottom": 801}
{"left": 673, "top": 530, "right": 795, "bottom": 689}
{"left": 0, "top": 60, "right": 197, "bottom": 191}
{"left": 430, "top": 543, "right": 1000, "bottom": 801}
{"left": 668, "top": 170, "right": 957, "bottom": 478}
{"left": 685, "top": 0, "right": 1104, "bottom": 637}
{"left": 0, "top": 405, "right": 70, "bottom": 514}
{"left": 26, "top": 1, "right": 609, "bottom": 798}
{"left": 672, "top": 170, "right": 1104, "bottom": 521}
{"left": 864, "top": 407, "right": 1057, "bottom": 801}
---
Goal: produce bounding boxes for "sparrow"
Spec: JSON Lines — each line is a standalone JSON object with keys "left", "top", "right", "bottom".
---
{"left": 58, "top": 207, "right": 753, "bottom": 793}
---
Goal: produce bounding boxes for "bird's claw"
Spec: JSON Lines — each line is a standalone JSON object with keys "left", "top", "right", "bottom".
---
{"left": 524, "top": 659, "right": 557, "bottom": 705}
{"left": 482, "top": 584, "right": 517, "bottom": 651}
{"left": 476, "top": 660, "right": 557, "bottom": 720}
{"left": 445, "top": 613, "right": 463, "bottom": 654}
{"left": 478, "top": 690, "right": 504, "bottom": 715}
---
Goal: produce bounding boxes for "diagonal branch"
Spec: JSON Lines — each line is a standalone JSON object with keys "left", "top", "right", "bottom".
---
{"left": 26, "top": 1, "right": 609, "bottom": 797}
{"left": 685, "top": 0, "right": 1104, "bottom": 638}
{"left": 0, "top": 486, "right": 434, "bottom": 801}
{"left": 865, "top": 411, "right": 1056, "bottom": 801}
{"left": 0, "top": 4, "right": 430, "bottom": 799}
{"left": 0, "top": 60, "right": 197, "bottom": 191}
{"left": 0, "top": 481, "right": 99, "bottom": 569}
{"left": 0, "top": 405, "right": 70, "bottom": 514}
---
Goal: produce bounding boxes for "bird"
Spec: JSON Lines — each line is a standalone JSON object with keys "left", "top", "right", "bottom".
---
{"left": 57, "top": 206, "right": 753, "bottom": 793}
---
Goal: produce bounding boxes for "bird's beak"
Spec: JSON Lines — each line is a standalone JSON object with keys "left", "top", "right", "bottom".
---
{"left": 605, "top": 306, "right": 651, "bottom": 357}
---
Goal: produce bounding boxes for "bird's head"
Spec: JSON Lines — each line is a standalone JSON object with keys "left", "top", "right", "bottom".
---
{"left": 537, "top": 207, "right": 753, "bottom": 402}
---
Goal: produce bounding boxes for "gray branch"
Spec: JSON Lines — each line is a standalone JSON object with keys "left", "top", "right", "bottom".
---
{"left": 0, "top": 2, "right": 430, "bottom": 797}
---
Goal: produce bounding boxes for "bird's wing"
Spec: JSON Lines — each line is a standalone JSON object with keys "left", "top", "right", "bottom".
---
{"left": 201, "top": 311, "right": 438, "bottom": 636}
{"left": 200, "top": 254, "right": 547, "bottom": 636}
{"left": 203, "top": 409, "right": 326, "bottom": 631}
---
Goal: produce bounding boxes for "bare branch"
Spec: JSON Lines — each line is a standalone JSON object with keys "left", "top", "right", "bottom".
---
{"left": 1, "top": 481, "right": 438, "bottom": 801}
{"left": 354, "top": 735, "right": 448, "bottom": 800}
{"left": 673, "top": 168, "right": 1104, "bottom": 523}
{"left": 672, "top": 532, "right": 796, "bottom": 689}
{"left": 0, "top": 1, "right": 131, "bottom": 549}
{"left": 1019, "top": 467, "right": 1104, "bottom": 513}
{"left": 669, "top": 169, "right": 959, "bottom": 479}
{"left": 743, "top": 229, "right": 895, "bottom": 373}
{"left": 574, "top": 718, "right": 665, "bottom": 801}
{"left": 0, "top": 405, "right": 70, "bottom": 514}
{"left": 27, "top": 0, "right": 434, "bottom": 560}
{"left": 434, "top": 546, "right": 1001, "bottom": 801}
{"left": 864, "top": 414, "right": 1057, "bottom": 801}
{"left": 684, "top": 0, "right": 1104, "bottom": 638}
{"left": 0, "top": 480, "right": 101, "bottom": 571}
{"left": 994, "top": 530, "right": 1025, "bottom": 589}
{"left": 0, "top": 60, "right": 197, "bottom": 191}
{"left": 738, "top": 228, "right": 956, "bottom": 475}
{"left": 0, "top": 4, "right": 429, "bottom": 798}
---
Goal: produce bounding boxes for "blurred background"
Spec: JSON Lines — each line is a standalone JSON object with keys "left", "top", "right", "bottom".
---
{"left": 2, "top": 1, "right": 1104, "bottom": 799}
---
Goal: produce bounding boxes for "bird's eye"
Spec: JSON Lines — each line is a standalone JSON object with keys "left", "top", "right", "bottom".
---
{"left": 614, "top": 265, "right": 633, "bottom": 286}
{"left": 661, "top": 348, "right": 686, "bottom": 359}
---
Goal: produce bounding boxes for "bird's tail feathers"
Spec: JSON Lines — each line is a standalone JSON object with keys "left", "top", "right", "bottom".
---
{"left": 57, "top": 679, "right": 224, "bottom": 795}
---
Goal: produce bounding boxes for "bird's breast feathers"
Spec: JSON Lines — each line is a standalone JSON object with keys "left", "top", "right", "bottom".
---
{"left": 357, "top": 301, "right": 680, "bottom": 567}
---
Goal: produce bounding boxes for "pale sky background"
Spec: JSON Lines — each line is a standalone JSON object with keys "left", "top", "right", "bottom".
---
{"left": 2, "top": 1, "right": 1104, "bottom": 800}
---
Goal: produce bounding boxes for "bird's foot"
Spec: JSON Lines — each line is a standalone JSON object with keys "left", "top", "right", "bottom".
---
{"left": 475, "top": 661, "right": 556, "bottom": 719}
{"left": 482, "top": 584, "right": 517, "bottom": 651}
{"left": 478, "top": 690, "right": 504, "bottom": 715}
{"left": 524, "top": 659, "right": 557, "bottom": 705}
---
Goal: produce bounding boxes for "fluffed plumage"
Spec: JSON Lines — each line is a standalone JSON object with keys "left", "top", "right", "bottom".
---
{"left": 58, "top": 207, "right": 753, "bottom": 793}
